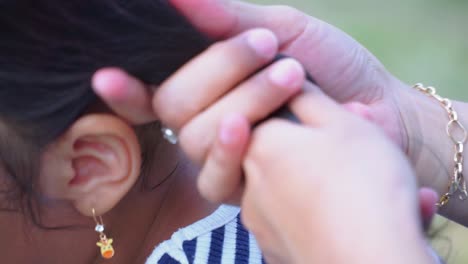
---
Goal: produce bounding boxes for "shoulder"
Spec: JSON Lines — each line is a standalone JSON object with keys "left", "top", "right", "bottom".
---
{"left": 145, "top": 205, "right": 265, "bottom": 264}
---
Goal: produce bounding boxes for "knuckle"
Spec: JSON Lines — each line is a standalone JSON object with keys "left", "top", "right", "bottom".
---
{"left": 269, "top": 4, "right": 301, "bottom": 17}
{"left": 340, "top": 45, "right": 385, "bottom": 91}
{"left": 266, "top": 4, "right": 311, "bottom": 37}
{"left": 249, "top": 119, "right": 284, "bottom": 151}
{"left": 245, "top": 124, "right": 275, "bottom": 167}
{"left": 200, "top": 187, "right": 224, "bottom": 204}
{"left": 153, "top": 90, "right": 200, "bottom": 129}
{"left": 197, "top": 160, "right": 236, "bottom": 204}
{"left": 206, "top": 39, "right": 241, "bottom": 59}
{"left": 178, "top": 125, "right": 212, "bottom": 164}
{"left": 197, "top": 174, "right": 223, "bottom": 203}
{"left": 207, "top": 30, "right": 272, "bottom": 63}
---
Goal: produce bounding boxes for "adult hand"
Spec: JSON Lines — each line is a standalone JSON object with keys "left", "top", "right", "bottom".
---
{"left": 92, "top": 0, "right": 449, "bottom": 215}
{"left": 224, "top": 84, "right": 436, "bottom": 263}
{"left": 93, "top": 27, "right": 308, "bottom": 202}
{"left": 94, "top": 0, "right": 405, "bottom": 144}
{"left": 92, "top": 0, "right": 406, "bottom": 200}
{"left": 168, "top": 2, "right": 465, "bottom": 221}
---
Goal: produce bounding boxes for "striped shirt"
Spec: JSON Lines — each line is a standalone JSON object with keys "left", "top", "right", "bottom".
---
{"left": 145, "top": 205, "right": 265, "bottom": 264}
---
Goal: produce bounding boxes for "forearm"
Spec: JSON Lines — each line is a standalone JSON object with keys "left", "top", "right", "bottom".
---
{"left": 400, "top": 82, "right": 468, "bottom": 225}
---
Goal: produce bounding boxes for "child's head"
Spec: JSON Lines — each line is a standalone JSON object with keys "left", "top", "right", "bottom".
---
{"left": 0, "top": 0, "right": 210, "bottom": 222}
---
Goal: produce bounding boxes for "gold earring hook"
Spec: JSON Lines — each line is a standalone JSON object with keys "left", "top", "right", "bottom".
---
{"left": 92, "top": 208, "right": 105, "bottom": 235}
{"left": 92, "top": 208, "right": 104, "bottom": 230}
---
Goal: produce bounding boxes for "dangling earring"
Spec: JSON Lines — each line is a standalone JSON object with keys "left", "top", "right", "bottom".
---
{"left": 92, "top": 208, "right": 115, "bottom": 259}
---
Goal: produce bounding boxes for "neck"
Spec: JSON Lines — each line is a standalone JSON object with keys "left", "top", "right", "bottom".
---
{"left": 122, "top": 150, "right": 219, "bottom": 263}
{"left": 0, "top": 146, "right": 218, "bottom": 264}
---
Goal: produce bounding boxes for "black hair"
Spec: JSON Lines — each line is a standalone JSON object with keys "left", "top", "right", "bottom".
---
{"left": 0, "top": 0, "right": 212, "bottom": 223}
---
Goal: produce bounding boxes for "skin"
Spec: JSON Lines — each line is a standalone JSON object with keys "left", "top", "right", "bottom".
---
{"left": 90, "top": 0, "right": 459, "bottom": 262}
{"left": 0, "top": 1, "right": 450, "bottom": 263}
{"left": 0, "top": 27, "right": 322, "bottom": 263}
{"left": 228, "top": 86, "right": 435, "bottom": 263}
{"left": 171, "top": 1, "right": 468, "bottom": 227}
{"left": 94, "top": 0, "right": 468, "bottom": 225}
{"left": 0, "top": 114, "right": 218, "bottom": 263}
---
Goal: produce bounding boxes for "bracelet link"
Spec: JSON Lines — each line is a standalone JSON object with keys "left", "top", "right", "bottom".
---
{"left": 437, "top": 194, "right": 451, "bottom": 207}
{"left": 456, "top": 142, "right": 464, "bottom": 154}
{"left": 455, "top": 151, "right": 464, "bottom": 164}
{"left": 449, "top": 111, "right": 458, "bottom": 121}
{"left": 447, "top": 120, "right": 468, "bottom": 144}
{"left": 413, "top": 83, "right": 467, "bottom": 208}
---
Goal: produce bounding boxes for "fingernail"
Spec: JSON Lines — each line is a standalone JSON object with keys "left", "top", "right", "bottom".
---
{"left": 219, "top": 114, "right": 242, "bottom": 145}
{"left": 269, "top": 59, "right": 305, "bottom": 89}
{"left": 92, "top": 74, "right": 108, "bottom": 95}
{"left": 92, "top": 69, "right": 128, "bottom": 99}
{"left": 246, "top": 29, "right": 278, "bottom": 59}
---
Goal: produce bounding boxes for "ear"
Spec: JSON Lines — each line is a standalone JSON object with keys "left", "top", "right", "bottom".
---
{"left": 97, "top": 242, "right": 103, "bottom": 247}
{"left": 39, "top": 114, "right": 141, "bottom": 217}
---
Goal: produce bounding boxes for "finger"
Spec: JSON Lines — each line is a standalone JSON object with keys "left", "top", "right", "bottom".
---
{"left": 92, "top": 68, "right": 156, "bottom": 124}
{"left": 153, "top": 28, "right": 278, "bottom": 130}
{"left": 197, "top": 113, "right": 250, "bottom": 204}
{"left": 289, "top": 81, "right": 347, "bottom": 126}
{"left": 245, "top": 118, "right": 315, "bottom": 186}
{"left": 343, "top": 102, "right": 375, "bottom": 122}
{"left": 180, "top": 58, "right": 304, "bottom": 163}
{"left": 343, "top": 101, "right": 405, "bottom": 147}
{"left": 170, "top": 0, "right": 387, "bottom": 102}
{"left": 418, "top": 187, "right": 439, "bottom": 231}
{"left": 170, "top": 0, "right": 307, "bottom": 44}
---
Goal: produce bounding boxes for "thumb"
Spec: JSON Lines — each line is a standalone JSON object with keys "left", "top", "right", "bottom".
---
{"left": 169, "top": 0, "right": 308, "bottom": 46}
{"left": 169, "top": 0, "right": 236, "bottom": 38}
{"left": 170, "top": 0, "right": 390, "bottom": 103}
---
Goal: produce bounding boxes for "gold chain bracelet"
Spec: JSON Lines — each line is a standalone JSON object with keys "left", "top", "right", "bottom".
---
{"left": 413, "top": 83, "right": 468, "bottom": 207}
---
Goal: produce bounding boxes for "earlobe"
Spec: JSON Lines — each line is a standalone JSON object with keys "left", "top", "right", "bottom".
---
{"left": 39, "top": 114, "right": 141, "bottom": 217}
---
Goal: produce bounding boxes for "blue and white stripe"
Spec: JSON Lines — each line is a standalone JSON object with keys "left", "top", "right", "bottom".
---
{"left": 145, "top": 205, "right": 265, "bottom": 264}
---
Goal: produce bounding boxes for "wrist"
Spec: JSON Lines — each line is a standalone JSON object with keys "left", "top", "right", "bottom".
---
{"left": 398, "top": 82, "right": 468, "bottom": 224}
{"left": 398, "top": 83, "right": 451, "bottom": 189}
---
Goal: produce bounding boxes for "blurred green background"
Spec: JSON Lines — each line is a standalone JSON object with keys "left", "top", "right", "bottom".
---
{"left": 249, "top": 0, "right": 468, "bottom": 262}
